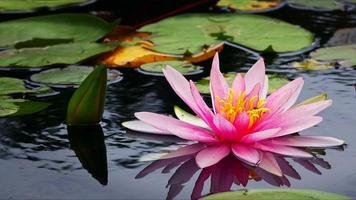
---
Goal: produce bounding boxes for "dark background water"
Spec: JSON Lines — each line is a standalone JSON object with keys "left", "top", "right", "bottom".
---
{"left": 0, "top": 1, "right": 356, "bottom": 199}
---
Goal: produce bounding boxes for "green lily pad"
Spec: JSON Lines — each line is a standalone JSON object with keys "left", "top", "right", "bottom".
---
{"left": 310, "top": 45, "right": 356, "bottom": 68}
{"left": 0, "top": 42, "right": 114, "bottom": 68}
{"left": 0, "top": 0, "right": 93, "bottom": 12}
{"left": 29, "top": 66, "right": 122, "bottom": 88}
{"left": 195, "top": 72, "right": 290, "bottom": 95}
{"left": 0, "top": 14, "right": 111, "bottom": 48}
{"left": 216, "top": 0, "right": 284, "bottom": 12}
{"left": 287, "top": 0, "right": 343, "bottom": 11}
{"left": 138, "top": 61, "right": 203, "bottom": 76}
{"left": 202, "top": 189, "right": 350, "bottom": 200}
{"left": 139, "top": 13, "right": 314, "bottom": 54}
{"left": 0, "top": 77, "right": 52, "bottom": 95}
{"left": 0, "top": 97, "right": 50, "bottom": 117}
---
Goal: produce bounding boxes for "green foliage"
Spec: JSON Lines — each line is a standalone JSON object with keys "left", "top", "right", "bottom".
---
{"left": 202, "top": 189, "right": 350, "bottom": 200}
{"left": 66, "top": 65, "right": 107, "bottom": 125}
{"left": 0, "top": 0, "right": 88, "bottom": 12}
{"left": 310, "top": 45, "right": 356, "bottom": 68}
{"left": 0, "top": 14, "right": 111, "bottom": 48}
{"left": 140, "top": 13, "right": 314, "bottom": 54}
{"left": 0, "top": 42, "right": 113, "bottom": 68}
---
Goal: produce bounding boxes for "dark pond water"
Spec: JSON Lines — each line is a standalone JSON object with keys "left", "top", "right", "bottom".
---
{"left": 0, "top": 3, "right": 356, "bottom": 200}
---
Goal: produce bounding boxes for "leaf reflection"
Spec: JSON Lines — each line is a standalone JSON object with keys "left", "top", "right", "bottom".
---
{"left": 67, "top": 125, "right": 108, "bottom": 185}
{"left": 136, "top": 144, "right": 336, "bottom": 200}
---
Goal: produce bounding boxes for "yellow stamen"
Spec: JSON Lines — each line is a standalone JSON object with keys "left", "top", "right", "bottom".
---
{"left": 216, "top": 88, "right": 270, "bottom": 128}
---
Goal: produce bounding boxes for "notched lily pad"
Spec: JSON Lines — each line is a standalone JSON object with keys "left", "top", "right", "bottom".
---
{"left": 195, "top": 72, "right": 290, "bottom": 95}
{"left": 29, "top": 66, "right": 123, "bottom": 88}
{"left": 202, "top": 189, "right": 350, "bottom": 200}
{"left": 0, "top": 77, "right": 53, "bottom": 96}
{"left": 0, "top": 97, "right": 51, "bottom": 117}
{"left": 139, "top": 13, "right": 314, "bottom": 54}
{"left": 0, "top": 13, "right": 111, "bottom": 48}
{"left": 216, "top": 0, "right": 284, "bottom": 13}
{"left": 138, "top": 61, "right": 203, "bottom": 76}
{"left": 0, "top": 42, "right": 114, "bottom": 68}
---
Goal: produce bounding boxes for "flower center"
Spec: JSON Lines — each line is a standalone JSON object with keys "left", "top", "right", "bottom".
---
{"left": 216, "top": 88, "right": 270, "bottom": 127}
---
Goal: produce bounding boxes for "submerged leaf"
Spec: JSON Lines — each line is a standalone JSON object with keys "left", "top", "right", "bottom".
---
{"left": 292, "top": 59, "right": 335, "bottom": 71}
{"left": 202, "top": 189, "right": 350, "bottom": 200}
{"left": 0, "top": 42, "right": 114, "bottom": 68}
{"left": 287, "top": 0, "right": 343, "bottom": 11}
{"left": 66, "top": 65, "right": 107, "bottom": 125}
{"left": 217, "top": 0, "right": 283, "bottom": 12}
{"left": 326, "top": 27, "right": 356, "bottom": 47}
{"left": 310, "top": 45, "right": 356, "bottom": 68}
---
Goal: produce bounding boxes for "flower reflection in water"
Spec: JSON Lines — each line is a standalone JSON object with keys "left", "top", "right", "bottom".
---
{"left": 136, "top": 144, "right": 337, "bottom": 200}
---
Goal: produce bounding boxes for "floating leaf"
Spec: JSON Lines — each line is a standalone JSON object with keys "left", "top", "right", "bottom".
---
{"left": 217, "top": 0, "right": 283, "bottom": 12}
{"left": 0, "top": 42, "right": 114, "bottom": 68}
{"left": 138, "top": 61, "right": 203, "bottom": 76}
{"left": 66, "top": 65, "right": 107, "bottom": 125}
{"left": 139, "top": 13, "right": 314, "bottom": 54}
{"left": 0, "top": 14, "right": 111, "bottom": 48}
{"left": 0, "top": 97, "right": 50, "bottom": 117}
{"left": 202, "top": 189, "right": 350, "bottom": 200}
{"left": 30, "top": 66, "right": 122, "bottom": 88}
{"left": 100, "top": 42, "right": 223, "bottom": 68}
{"left": 11, "top": 100, "right": 51, "bottom": 116}
{"left": 310, "top": 45, "right": 356, "bottom": 68}
{"left": 297, "top": 93, "right": 328, "bottom": 106}
{"left": 292, "top": 59, "right": 335, "bottom": 71}
{"left": 287, "top": 0, "right": 343, "bottom": 11}
{"left": 195, "top": 72, "right": 290, "bottom": 95}
{"left": 0, "top": 0, "right": 92, "bottom": 12}
{"left": 0, "top": 77, "right": 52, "bottom": 95}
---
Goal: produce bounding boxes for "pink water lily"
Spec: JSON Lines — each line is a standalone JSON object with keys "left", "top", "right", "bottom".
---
{"left": 134, "top": 53, "right": 344, "bottom": 168}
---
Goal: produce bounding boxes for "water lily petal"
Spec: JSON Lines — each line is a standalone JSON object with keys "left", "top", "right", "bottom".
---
{"left": 241, "top": 128, "right": 281, "bottom": 143}
{"left": 213, "top": 114, "right": 239, "bottom": 141}
{"left": 135, "top": 112, "right": 217, "bottom": 143}
{"left": 271, "top": 136, "right": 344, "bottom": 147}
{"left": 275, "top": 156, "right": 301, "bottom": 179}
{"left": 282, "top": 100, "right": 332, "bottom": 119}
{"left": 231, "top": 73, "right": 245, "bottom": 96}
{"left": 260, "top": 75, "right": 269, "bottom": 98}
{"left": 266, "top": 77, "right": 304, "bottom": 112}
{"left": 161, "top": 143, "right": 206, "bottom": 159}
{"left": 210, "top": 53, "right": 229, "bottom": 114}
{"left": 195, "top": 144, "right": 230, "bottom": 168}
{"left": 276, "top": 116, "right": 323, "bottom": 137}
{"left": 189, "top": 81, "right": 216, "bottom": 129}
{"left": 258, "top": 152, "right": 282, "bottom": 176}
{"left": 231, "top": 144, "right": 261, "bottom": 165}
{"left": 234, "top": 112, "right": 250, "bottom": 134}
{"left": 163, "top": 66, "right": 207, "bottom": 121}
{"left": 244, "top": 58, "right": 265, "bottom": 94}
{"left": 254, "top": 142, "right": 313, "bottom": 158}
{"left": 122, "top": 120, "right": 168, "bottom": 134}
